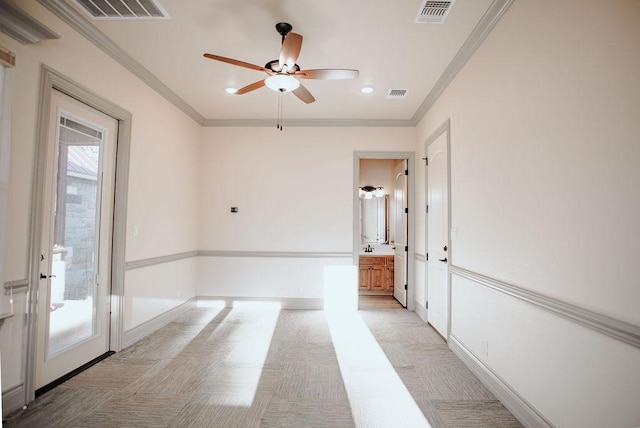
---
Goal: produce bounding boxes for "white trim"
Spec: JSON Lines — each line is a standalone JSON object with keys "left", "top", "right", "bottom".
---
{"left": 36, "top": 0, "right": 204, "bottom": 125}
{"left": 36, "top": 0, "right": 512, "bottom": 126}
{"left": 449, "top": 335, "right": 552, "bottom": 428}
{"left": 122, "top": 298, "right": 196, "bottom": 348}
{"left": 2, "top": 383, "right": 25, "bottom": 416}
{"left": 198, "top": 250, "right": 352, "bottom": 259}
{"left": 198, "top": 296, "right": 324, "bottom": 310}
{"left": 125, "top": 251, "right": 199, "bottom": 270}
{"left": 412, "top": 0, "right": 515, "bottom": 123}
{"left": 202, "top": 119, "right": 415, "bottom": 128}
{"left": 0, "top": 2, "right": 59, "bottom": 45}
{"left": 125, "top": 251, "right": 351, "bottom": 271}
{"left": 450, "top": 265, "right": 640, "bottom": 349}
{"left": 4, "top": 279, "right": 28, "bottom": 294}
{"left": 414, "top": 300, "right": 428, "bottom": 323}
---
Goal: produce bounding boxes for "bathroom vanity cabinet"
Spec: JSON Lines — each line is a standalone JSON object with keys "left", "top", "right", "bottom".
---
{"left": 359, "top": 255, "right": 394, "bottom": 293}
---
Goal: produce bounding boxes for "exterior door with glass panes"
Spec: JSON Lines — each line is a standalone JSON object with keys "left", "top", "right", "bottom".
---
{"left": 36, "top": 89, "right": 117, "bottom": 389}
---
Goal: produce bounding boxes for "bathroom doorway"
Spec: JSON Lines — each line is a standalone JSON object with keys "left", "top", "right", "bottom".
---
{"left": 354, "top": 152, "right": 415, "bottom": 310}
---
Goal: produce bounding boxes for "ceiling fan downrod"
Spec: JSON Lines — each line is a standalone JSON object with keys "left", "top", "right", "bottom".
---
{"left": 275, "top": 22, "right": 293, "bottom": 43}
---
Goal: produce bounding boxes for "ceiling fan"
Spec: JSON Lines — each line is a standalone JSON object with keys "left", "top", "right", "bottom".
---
{"left": 203, "top": 22, "right": 359, "bottom": 105}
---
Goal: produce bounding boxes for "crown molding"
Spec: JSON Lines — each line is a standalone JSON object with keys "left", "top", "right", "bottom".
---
{"left": 0, "top": 1, "right": 59, "bottom": 44}
{"left": 37, "top": 0, "right": 205, "bottom": 125}
{"left": 37, "top": 0, "right": 512, "bottom": 128}
{"left": 451, "top": 265, "right": 640, "bottom": 350}
{"left": 412, "top": 0, "right": 515, "bottom": 124}
{"left": 202, "top": 118, "right": 415, "bottom": 128}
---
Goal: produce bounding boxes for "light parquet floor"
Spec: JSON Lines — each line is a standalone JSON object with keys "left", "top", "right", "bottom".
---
{"left": 5, "top": 301, "right": 521, "bottom": 427}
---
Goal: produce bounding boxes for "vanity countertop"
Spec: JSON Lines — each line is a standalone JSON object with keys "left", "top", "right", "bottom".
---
{"left": 359, "top": 245, "right": 395, "bottom": 256}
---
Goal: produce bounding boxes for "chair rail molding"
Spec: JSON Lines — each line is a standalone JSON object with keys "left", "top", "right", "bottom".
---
{"left": 450, "top": 265, "right": 640, "bottom": 349}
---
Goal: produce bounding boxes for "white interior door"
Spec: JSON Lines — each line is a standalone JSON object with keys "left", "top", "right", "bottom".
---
{"left": 36, "top": 89, "right": 117, "bottom": 389}
{"left": 426, "top": 132, "right": 449, "bottom": 339}
{"left": 393, "top": 160, "right": 408, "bottom": 307}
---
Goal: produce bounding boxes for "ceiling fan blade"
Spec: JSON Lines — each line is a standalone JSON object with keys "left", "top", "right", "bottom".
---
{"left": 295, "top": 69, "right": 359, "bottom": 80}
{"left": 235, "top": 80, "right": 266, "bottom": 95}
{"left": 292, "top": 83, "right": 315, "bottom": 104}
{"left": 203, "top": 53, "right": 267, "bottom": 73}
{"left": 278, "top": 32, "right": 303, "bottom": 73}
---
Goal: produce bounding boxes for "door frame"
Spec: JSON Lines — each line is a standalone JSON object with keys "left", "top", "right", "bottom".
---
{"left": 24, "top": 66, "right": 132, "bottom": 403}
{"left": 424, "top": 119, "right": 452, "bottom": 338}
{"left": 354, "top": 152, "right": 416, "bottom": 311}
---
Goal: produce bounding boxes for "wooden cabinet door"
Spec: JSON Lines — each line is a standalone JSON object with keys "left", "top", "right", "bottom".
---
{"left": 359, "top": 266, "right": 371, "bottom": 291}
{"left": 370, "top": 266, "right": 385, "bottom": 291}
{"left": 386, "top": 266, "right": 395, "bottom": 291}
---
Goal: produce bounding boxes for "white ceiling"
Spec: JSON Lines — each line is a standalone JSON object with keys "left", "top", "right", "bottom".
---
{"left": 59, "top": 0, "right": 495, "bottom": 123}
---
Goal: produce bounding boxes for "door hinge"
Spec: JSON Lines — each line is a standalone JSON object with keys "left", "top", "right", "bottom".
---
{"left": 426, "top": 253, "right": 428, "bottom": 261}
{"left": 426, "top": 204, "right": 429, "bottom": 213}
{"left": 422, "top": 157, "right": 428, "bottom": 166}
{"left": 404, "top": 207, "right": 408, "bottom": 214}
{"left": 404, "top": 245, "right": 408, "bottom": 252}
{"left": 404, "top": 284, "right": 408, "bottom": 290}
{"left": 404, "top": 169, "right": 408, "bottom": 176}
{"left": 426, "top": 301, "right": 429, "bottom": 309}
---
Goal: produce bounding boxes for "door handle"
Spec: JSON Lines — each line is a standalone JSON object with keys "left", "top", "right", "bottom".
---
{"left": 40, "top": 274, "right": 56, "bottom": 279}
{"left": 438, "top": 258, "right": 448, "bottom": 263}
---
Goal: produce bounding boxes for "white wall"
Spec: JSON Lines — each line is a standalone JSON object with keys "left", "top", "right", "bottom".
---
{"left": 414, "top": 0, "right": 640, "bottom": 425}
{"left": 197, "top": 126, "right": 415, "bottom": 298}
{"left": 0, "top": 1, "right": 200, "bottom": 412}
{"left": 359, "top": 159, "right": 395, "bottom": 193}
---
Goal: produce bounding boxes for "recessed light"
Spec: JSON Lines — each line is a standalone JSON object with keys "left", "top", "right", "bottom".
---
{"left": 225, "top": 87, "right": 237, "bottom": 94}
{"left": 361, "top": 86, "right": 374, "bottom": 94}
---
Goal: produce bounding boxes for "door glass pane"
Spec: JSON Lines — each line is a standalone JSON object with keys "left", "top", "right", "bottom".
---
{"left": 48, "top": 115, "right": 103, "bottom": 356}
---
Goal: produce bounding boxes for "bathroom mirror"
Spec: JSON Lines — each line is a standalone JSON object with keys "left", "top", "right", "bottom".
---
{"left": 360, "top": 195, "right": 388, "bottom": 244}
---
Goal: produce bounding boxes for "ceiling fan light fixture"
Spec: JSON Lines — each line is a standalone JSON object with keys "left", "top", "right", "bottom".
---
{"left": 265, "top": 74, "right": 300, "bottom": 93}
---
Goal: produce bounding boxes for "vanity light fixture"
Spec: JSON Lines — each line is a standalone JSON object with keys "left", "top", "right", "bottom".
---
{"left": 360, "top": 185, "right": 384, "bottom": 198}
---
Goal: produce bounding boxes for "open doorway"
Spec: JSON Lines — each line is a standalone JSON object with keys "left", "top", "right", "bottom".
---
{"left": 354, "top": 153, "right": 415, "bottom": 311}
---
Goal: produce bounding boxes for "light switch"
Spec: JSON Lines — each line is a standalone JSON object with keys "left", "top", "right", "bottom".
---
{"left": 133, "top": 225, "right": 139, "bottom": 237}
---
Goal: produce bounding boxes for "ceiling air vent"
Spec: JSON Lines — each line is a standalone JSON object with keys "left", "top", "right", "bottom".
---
{"left": 73, "top": 0, "right": 170, "bottom": 20}
{"left": 415, "top": 0, "right": 456, "bottom": 24}
{"left": 387, "top": 89, "right": 408, "bottom": 100}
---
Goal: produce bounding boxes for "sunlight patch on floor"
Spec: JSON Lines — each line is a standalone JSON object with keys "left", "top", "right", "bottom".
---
{"left": 209, "top": 300, "right": 281, "bottom": 406}
{"left": 326, "top": 310, "right": 431, "bottom": 427}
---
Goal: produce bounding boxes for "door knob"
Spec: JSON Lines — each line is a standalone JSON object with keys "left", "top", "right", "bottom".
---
{"left": 438, "top": 258, "right": 448, "bottom": 263}
{"left": 40, "top": 274, "right": 56, "bottom": 279}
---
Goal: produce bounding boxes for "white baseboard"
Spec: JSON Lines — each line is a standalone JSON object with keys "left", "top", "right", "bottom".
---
{"left": 414, "top": 300, "right": 428, "bottom": 323}
{"left": 198, "top": 296, "right": 324, "bottom": 310}
{"left": 448, "top": 335, "right": 552, "bottom": 428}
{"left": 122, "top": 298, "right": 196, "bottom": 348}
{"left": 2, "top": 383, "right": 25, "bottom": 417}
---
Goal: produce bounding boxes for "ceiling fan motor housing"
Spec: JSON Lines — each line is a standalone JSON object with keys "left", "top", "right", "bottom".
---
{"left": 265, "top": 59, "right": 299, "bottom": 74}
